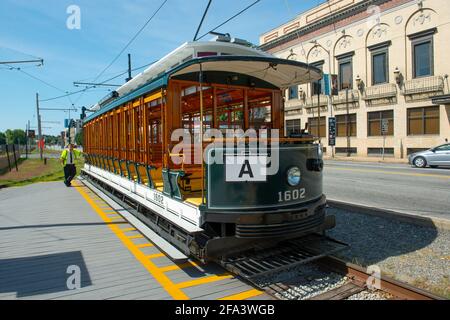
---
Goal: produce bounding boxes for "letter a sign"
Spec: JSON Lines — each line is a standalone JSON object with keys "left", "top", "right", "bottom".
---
{"left": 225, "top": 155, "right": 267, "bottom": 182}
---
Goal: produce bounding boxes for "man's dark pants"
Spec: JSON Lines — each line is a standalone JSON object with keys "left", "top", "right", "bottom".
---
{"left": 64, "top": 164, "right": 76, "bottom": 186}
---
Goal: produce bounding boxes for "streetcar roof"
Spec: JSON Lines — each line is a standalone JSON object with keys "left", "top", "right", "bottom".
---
{"left": 84, "top": 42, "right": 321, "bottom": 123}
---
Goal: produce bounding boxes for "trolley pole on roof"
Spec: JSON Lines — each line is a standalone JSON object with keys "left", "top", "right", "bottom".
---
{"left": 126, "top": 54, "right": 132, "bottom": 82}
{"left": 193, "top": 0, "right": 213, "bottom": 41}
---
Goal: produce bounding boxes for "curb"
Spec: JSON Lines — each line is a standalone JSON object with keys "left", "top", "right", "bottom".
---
{"left": 323, "top": 157, "right": 409, "bottom": 164}
{"left": 327, "top": 199, "right": 450, "bottom": 231}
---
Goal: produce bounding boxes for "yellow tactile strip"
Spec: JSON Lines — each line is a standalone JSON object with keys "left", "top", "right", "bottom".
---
{"left": 73, "top": 181, "right": 264, "bottom": 300}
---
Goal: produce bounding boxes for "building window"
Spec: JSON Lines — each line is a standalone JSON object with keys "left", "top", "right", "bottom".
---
{"left": 336, "top": 114, "right": 357, "bottom": 137}
{"left": 372, "top": 48, "right": 389, "bottom": 85}
{"left": 288, "top": 85, "right": 298, "bottom": 100}
{"left": 407, "top": 106, "right": 439, "bottom": 135}
{"left": 308, "top": 116, "right": 326, "bottom": 137}
{"left": 410, "top": 29, "right": 435, "bottom": 78}
{"left": 368, "top": 110, "right": 394, "bottom": 136}
{"left": 368, "top": 147, "right": 394, "bottom": 157}
{"left": 286, "top": 119, "right": 301, "bottom": 136}
{"left": 335, "top": 147, "right": 357, "bottom": 155}
{"left": 338, "top": 55, "right": 353, "bottom": 90}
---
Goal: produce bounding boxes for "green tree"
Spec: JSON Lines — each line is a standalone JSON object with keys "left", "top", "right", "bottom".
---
{"left": 75, "top": 131, "right": 83, "bottom": 146}
{"left": 0, "top": 132, "right": 6, "bottom": 145}
{"left": 5, "top": 129, "right": 26, "bottom": 145}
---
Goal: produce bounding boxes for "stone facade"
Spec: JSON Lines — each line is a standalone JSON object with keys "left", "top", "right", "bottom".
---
{"left": 260, "top": 0, "right": 450, "bottom": 158}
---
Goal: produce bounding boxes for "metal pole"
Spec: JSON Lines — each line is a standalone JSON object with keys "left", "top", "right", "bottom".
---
{"left": 25, "top": 122, "right": 28, "bottom": 159}
{"left": 346, "top": 88, "right": 350, "bottom": 157}
{"left": 317, "top": 90, "right": 321, "bottom": 143}
{"left": 199, "top": 63, "right": 205, "bottom": 204}
{"left": 36, "top": 93, "right": 43, "bottom": 160}
{"left": 12, "top": 144, "right": 18, "bottom": 171}
{"left": 382, "top": 134, "right": 386, "bottom": 160}
{"left": 5, "top": 144, "right": 11, "bottom": 172}
{"left": 328, "top": 53, "right": 334, "bottom": 158}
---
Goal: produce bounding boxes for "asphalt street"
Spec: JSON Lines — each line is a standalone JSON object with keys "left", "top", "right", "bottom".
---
{"left": 323, "top": 160, "right": 450, "bottom": 221}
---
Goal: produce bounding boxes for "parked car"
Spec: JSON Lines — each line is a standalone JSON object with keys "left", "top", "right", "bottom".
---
{"left": 408, "top": 143, "right": 450, "bottom": 168}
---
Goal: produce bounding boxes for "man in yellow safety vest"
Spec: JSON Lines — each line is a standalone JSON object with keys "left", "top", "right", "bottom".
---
{"left": 60, "top": 143, "right": 82, "bottom": 187}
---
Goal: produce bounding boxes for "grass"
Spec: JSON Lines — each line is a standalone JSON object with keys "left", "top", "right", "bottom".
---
{"left": 0, "top": 157, "right": 84, "bottom": 188}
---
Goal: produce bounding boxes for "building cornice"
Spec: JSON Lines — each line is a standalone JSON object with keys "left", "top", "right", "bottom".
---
{"left": 259, "top": 0, "right": 394, "bottom": 51}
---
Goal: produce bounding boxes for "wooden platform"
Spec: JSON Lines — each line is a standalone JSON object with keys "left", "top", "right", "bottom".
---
{"left": 0, "top": 180, "right": 270, "bottom": 300}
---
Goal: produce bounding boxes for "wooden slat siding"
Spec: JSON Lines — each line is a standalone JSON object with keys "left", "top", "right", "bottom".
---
{"left": 161, "top": 88, "right": 167, "bottom": 167}
{"left": 244, "top": 88, "right": 249, "bottom": 130}
{"left": 141, "top": 96, "right": 148, "bottom": 164}
{"left": 212, "top": 86, "right": 218, "bottom": 128}
{"left": 116, "top": 110, "right": 119, "bottom": 159}
{"left": 272, "top": 91, "right": 281, "bottom": 135}
{"left": 133, "top": 100, "right": 138, "bottom": 163}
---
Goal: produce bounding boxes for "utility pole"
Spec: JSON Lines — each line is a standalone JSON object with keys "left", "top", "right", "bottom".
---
{"left": 36, "top": 93, "right": 43, "bottom": 160}
{"left": 25, "top": 121, "right": 29, "bottom": 159}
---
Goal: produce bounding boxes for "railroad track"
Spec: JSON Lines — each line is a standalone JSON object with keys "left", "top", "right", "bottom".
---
{"left": 217, "top": 235, "right": 444, "bottom": 300}
{"left": 262, "top": 256, "right": 443, "bottom": 300}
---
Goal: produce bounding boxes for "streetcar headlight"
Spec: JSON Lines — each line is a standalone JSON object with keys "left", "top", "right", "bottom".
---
{"left": 286, "top": 166, "right": 301, "bottom": 186}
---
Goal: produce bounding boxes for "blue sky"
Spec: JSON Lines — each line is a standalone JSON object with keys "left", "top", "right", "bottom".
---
{"left": 0, "top": 0, "right": 320, "bottom": 136}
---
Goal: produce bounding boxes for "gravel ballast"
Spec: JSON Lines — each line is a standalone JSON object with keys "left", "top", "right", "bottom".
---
{"left": 327, "top": 207, "right": 450, "bottom": 298}
{"left": 255, "top": 263, "right": 348, "bottom": 300}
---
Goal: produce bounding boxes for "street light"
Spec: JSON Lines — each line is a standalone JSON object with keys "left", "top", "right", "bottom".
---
{"left": 355, "top": 75, "right": 364, "bottom": 92}
{"left": 394, "top": 67, "right": 403, "bottom": 87}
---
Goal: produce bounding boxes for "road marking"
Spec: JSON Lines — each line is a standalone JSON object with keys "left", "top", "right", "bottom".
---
{"left": 327, "top": 166, "right": 450, "bottom": 179}
{"left": 120, "top": 227, "right": 136, "bottom": 232}
{"left": 73, "top": 182, "right": 189, "bottom": 300}
{"left": 128, "top": 235, "right": 144, "bottom": 239}
{"left": 136, "top": 243, "right": 154, "bottom": 248}
{"left": 147, "top": 253, "right": 165, "bottom": 259}
{"left": 159, "top": 261, "right": 202, "bottom": 272}
{"left": 219, "top": 289, "right": 264, "bottom": 300}
{"left": 175, "top": 273, "right": 234, "bottom": 289}
{"left": 109, "top": 216, "right": 124, "bottom": 221}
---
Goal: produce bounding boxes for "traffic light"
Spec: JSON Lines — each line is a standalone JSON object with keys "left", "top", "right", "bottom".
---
{"left": 81, "top": 106, "right": 86, "bottom": 120}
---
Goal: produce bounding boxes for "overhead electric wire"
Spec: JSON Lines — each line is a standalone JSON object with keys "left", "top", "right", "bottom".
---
{"left": 196, "top": 0, "right": 262, "bottom": 41}
{"left": 0, "top": 45, "right": 43, "bottom": 62}
{"left": 73, "top": 0, "right": 169, "bottom": 105}
{"left": 39, "top": 60, "right": 158, "bottom": 102}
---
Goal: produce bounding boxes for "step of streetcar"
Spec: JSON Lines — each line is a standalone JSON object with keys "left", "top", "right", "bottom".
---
{"left": 217, "top": 234, "right": 348, "bottom": 284}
